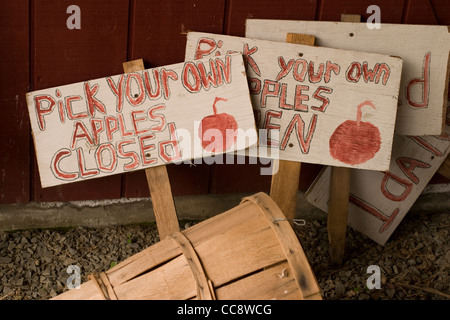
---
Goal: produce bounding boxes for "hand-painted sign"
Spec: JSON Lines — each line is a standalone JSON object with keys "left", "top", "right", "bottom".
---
{"left": 186, "top": 32, "right": 402, "bottom": 171}
{"left": 306, "top": 101, "right": 450, "bottom": 245}
{"left": 26, "top": 53, "right": 257, "bottom": 188}
{"left": 246, "top": 20, "right": 450, "bottom": 136}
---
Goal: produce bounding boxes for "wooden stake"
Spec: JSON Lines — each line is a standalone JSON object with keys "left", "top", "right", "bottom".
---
{"left": 437, "top": 156, "right": 450, "bottom": 180}
{"left": 326, "top": 14, "right": 361, "bottom": 265}
{"left": 122, "top": 59, "right": 180, "bottom": 239}
{"left": 269, "top": 33, "right": 315, "bottom": 221}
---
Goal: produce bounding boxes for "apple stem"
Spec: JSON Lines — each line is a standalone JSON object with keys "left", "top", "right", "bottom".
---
{"left": 213, "top": 97, "right": 228, "bottom": 115}
{"left": 356, "top": 100, "right": 376, "bottom": 126}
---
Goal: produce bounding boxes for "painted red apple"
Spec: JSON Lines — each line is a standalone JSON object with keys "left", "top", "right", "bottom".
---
{"left": 198, "top": 97, "right": 238, "bottom": 152}
{"left": 329, "top": 100, "right": 381, "bottom": 165}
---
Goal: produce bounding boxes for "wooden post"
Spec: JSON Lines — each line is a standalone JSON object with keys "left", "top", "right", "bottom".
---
{"left": 327, "top": 14, "right": 362, "bottom": 265}
{"left": 122, "top": 59, "right": 180, "bottom": 239}
{"left": 269, "top": 33, "right": 315, "bottom": 222}
{"left": 437, "top": 156, "right": 450, "bottom": 180}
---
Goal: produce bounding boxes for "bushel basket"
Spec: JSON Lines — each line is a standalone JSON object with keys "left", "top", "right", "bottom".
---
{"left": 53, "top": 192, "right": 321, "bottom": 300}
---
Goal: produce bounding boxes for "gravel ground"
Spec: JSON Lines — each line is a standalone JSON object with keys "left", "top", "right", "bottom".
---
{"left": 0, "top": 208, "right": 448, "bottom": 300}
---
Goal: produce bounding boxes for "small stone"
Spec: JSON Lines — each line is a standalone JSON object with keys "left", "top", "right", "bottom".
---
{"left": 358, "top": 293, "right": 370, "bottom": 300}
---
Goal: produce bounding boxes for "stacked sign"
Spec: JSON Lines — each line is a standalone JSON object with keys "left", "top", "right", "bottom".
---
{"left": 246, "top": 20, "right": 450, "bottom": 245}
{"left": 186, "top": 32, "right": 403, "bottom": 172}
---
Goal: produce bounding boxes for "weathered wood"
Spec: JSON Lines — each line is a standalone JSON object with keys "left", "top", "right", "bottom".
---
{"left": 328, "top": 166, "right": 350, "bottom": 265}
{"left": 306, "top": 133, "right": 450, "bottom": 245}
{"left": 186, "top": 32, "right": 403, "bottom": 171}
{"left": 52, "top": 192, "right": 321, "bottom": 300}
{"left": 437, "top": 156, "right": 450, "bottom": 180}
{"left": 269, "top": 33, "right": 315, "bottom": 221}
{"left": 246, "top": 20, "right": 450, "bottom": 136}
{"left": 326, "top": 14, "right": 359, "bottom": 267}
{"left": 26, "top": 53, "right": 256, "bottom": 188}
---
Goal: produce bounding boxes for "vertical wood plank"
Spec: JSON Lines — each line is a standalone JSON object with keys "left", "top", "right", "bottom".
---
{"left": 326, "top": 14, "right": 359, "bottom": 265}
{"left": 0, "top": 1, "right": 30, "bottom": 203}
{"left": 214, "top": 0, "right": 318, "bottom": 195}
{"left": 269, "top": 33, "right": 315, "bottom": 221}
{"left": 327, "top": 166, "right": 350, "bottom": 265}
{"left": 31, "top": 0, "right": 129, "bottom": 201}
{"left": 226, "top": 0, "right": 318, "bottom": 36}
{"left": 403, "top": 0, "right": 450, "bottom": 186}
{"left": 124, "top": 0, "right": 226, "bottom": 198}
{"left": 318, "top": 0, "right": 405, "bottom": 22}
{"left": 122, "top": 59, "right": 179, "bottom": 239}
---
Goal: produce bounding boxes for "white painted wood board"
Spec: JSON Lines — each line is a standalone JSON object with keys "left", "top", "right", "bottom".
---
{"left": 26, "top": 53, "right": 257, "bottom": 188}
{"left": 186, "top": 32, "right": 403, "bottom": 171}
{"left": 306, "top": 98, "right": 450, "bottom": 245}
{"left": 246, "top": 20, "right": 450, "bottom": 136}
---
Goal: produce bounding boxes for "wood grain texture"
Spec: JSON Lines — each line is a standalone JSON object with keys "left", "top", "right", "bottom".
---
{"left": 327, "top": 166, "right": 350, "bottom": 265}
{"left": 269, "top": 33, "right": 315, "bottom": 220}
{"left": 437, "top": 156, "right": 450, "bottom": 180}
{"left": 124, "top": 0, "right": 226, "bottom": 197}
{"left": 123, "top": 59, "right": 178, "bottom": 239}
{"left": 306, "top": 133, "right": 450, "bottom": 246}
{"left": 31, "top": 0, "right": 129, "bottom": 201}
{"left": 53, "top": 192, "right": 320, "bottom": 300}
{"left": 186, "top": 32, "right": 402, "bottom": 171}
{"left": 27, "top": 54, "right": 255, "bottom": 188}
{"left": 0, "top": 1, "right": 30, "bottom": 203}
{"left": 246, "top": 20, "right": 450, "bottom": 136}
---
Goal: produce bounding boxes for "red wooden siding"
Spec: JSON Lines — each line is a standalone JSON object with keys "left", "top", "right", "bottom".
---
{"left": 0, "top": 1, "right": 30, "bottom": 203}
{"left": 0, "top": 0, "right": 448, "bottom": 203}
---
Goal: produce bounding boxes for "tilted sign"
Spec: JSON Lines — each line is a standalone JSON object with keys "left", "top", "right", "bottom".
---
{"left": 185, "top": 32, "right": 402, "bottom": 171}
{"left": 26, "top": 53, "right": 257, "bottom": 188}
{"left": 306, "top": 96, "right": 450, "bottom": 245}
{"left": 246, "top": 20, "right": 450, "bottom": 136}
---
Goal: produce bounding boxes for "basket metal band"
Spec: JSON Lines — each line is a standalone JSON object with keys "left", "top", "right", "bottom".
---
{"left": 88, "top": 272, "right": 118, "bottom": 300}
{"left": 169, "top": 232, "right": 216, "bottom": 300}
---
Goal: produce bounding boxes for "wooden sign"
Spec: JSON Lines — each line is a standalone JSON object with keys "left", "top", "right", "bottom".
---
{"left": 26, "top": 53, "right": 257, "bottom": 188}
{"left": 246, "top": 20, "right": 450, "bottom": 136}
{"left": 306, "top": 105, "right": 450, "bottom": 245}
{"left": 186, "top": 32, "right": 402, "bottom": 171}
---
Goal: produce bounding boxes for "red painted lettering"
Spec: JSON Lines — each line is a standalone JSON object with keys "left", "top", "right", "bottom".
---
{"left": 34, "top": 95, "right": 56, "bottom": 130}
{"left": 195, "top": 38, "right": 217, "bottom": 59}
{"left": 95, "top": 143, "right": 117, "bottom": 172}
{"left": 76, "top": 147, "right": 99, "bottom": 178}
{"left": 311, "top": 86, "right": 332, "bottom": 112}
{"left": 105, "top": 116, "right": 118, "bottom": 141}
{"left": 182, "top": 62, "right": 202, "bottom": 92}
{"left": 263, "top": 110, "right": 282, "bottom": 147}
{"left": 131, "top": 110, "right": 149, "bottom": 135}
{"left": 159, "top": 123, "right": 182, "bottom": 163}
{"left": 161, "top": 68, "right": 178, "bottom": 99}
{"left": 117, "top": 139, "right": 140, "bottom": 170}
{"left": 90, "top": 118, "right": 104, "bottom": 145}
{"left": 276, "top": 57, "right": 294, "bottom": 81}
{"left": 346, "top": 62, "right": 361, "bottom": 83}
{"left": 107, "top": 75, "right": 124, "bottom": 112}
{"left": 71, "top": 121, "right": 94, "bottom": 149}
{"left": 143, "top": 69, "right": 161, "bottom": 99}
{"left": 65, "top": 96, "right": 88, "bottom": 120}
{"left": 381, "top": 172, "right": 413, "bottom": 201}
{"left": 324, "top": 61, "right": 340, "bottom": 83}
{"left": 84, "top": 81, "right": 106, "bottom": 117}
{"left": 243, "top": 43, "right": 261, "bottom": 76}
{"left": 51, "top": 148, "right": 78, "bottom": 180}
{"left": 280, "top": 114, "right": 318, "bottom": 154}
{"left": 294, "top": 85, "right": 309, "bottom": 112}
{"left": 308, "top": 62, "right": 324, "bottom": 83}
{"left": 139, "top": 134, "right": 156, "bottom": 166}
{"left": 396, "top": 157, "right": 431, "bottom": 184}
{"left": 148, "top": 104, "right": 166, "bottom": 132}
{"left": 126, "top": 73, "right": 145, "bottom": 106}
{"left": 406, "top": 52, "right": 430, "bottom": 108}
{"left": 261, "top": 80, "right": 280, "bottom": 108}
